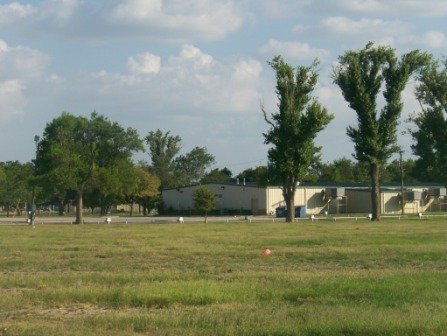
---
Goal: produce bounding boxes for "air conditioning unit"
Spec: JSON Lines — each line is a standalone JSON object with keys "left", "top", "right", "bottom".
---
{"left": 405, "top": 191, "right": 422, "bottom": 201}
{"left": 427, "top": 188, "right": 447, "bottom": 197}
{"left": 325, "top": 188, "right": 345, "bottom": 198}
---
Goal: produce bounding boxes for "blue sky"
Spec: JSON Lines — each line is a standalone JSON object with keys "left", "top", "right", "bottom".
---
{"left": 0, "top": 0, "right": 446, "bottom": 174}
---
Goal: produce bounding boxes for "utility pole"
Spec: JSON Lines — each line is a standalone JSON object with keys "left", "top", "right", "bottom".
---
{"left": 399, "top": 150, "right": 405, "bottom": 215}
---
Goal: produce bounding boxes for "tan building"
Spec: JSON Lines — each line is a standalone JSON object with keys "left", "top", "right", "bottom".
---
{"left": 162, "top": 183, "right": 446, "bottom": 216}
{"left": 346, "top": 186, "right": 447, "bottom": 214}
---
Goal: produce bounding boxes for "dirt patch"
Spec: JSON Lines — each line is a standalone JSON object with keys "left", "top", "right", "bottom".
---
{"left": 1, "top": 304, "right": 110, "bottom": 321}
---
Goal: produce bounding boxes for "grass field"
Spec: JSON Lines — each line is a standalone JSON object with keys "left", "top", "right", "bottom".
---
{"left": 0, "top": 219, "right": 446, "bottom": 335}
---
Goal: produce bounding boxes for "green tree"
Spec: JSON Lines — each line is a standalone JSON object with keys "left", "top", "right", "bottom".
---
{"left": 83, "top": 160, "right": 137, "bottom": 215}
{"left": 145, "top": 130, "right": 181, "bottom": 189}
{"left": 201, "top": 167, "right": 233, "bottom": 184}
{"left": 0, "top": 165, "right": 6, "bottom": 201}
{"left": 37, "top": 112, "right": 142, "bottom": 224}
{"left": 0, "top": 161, "right": 34, "bottom": 217}
{"left": 193, "top": 186, "right": 215, "bottom": 223}
{"left": 130, "top": 165, "right": 160, "bottom": 216}
{"left": 145, "top": 129, "right": 215, "bottom": 189}
{"left": 382, "top": 158, "right": 418, "bottom": 184}
{"left": 410, "top": 59, "right": 447, "bottom": 185}
{"left": 173, "top": 146, "right": 215, "bottom": 186}
{"left": 263, "top": 56, "right": 333, "bottom": 222}
{"left": 236, "top": 166, "right": 273, "bottom": 187}
{"left": 333, "top": 43, "right": 429, "bottom": 220}
{"left": 316, "top": 158, "right": 369, "bottom": 183}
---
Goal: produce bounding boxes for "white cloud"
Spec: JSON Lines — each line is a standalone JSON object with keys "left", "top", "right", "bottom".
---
{"left": 0, "top": 39, "right": 8, "bottom": 53}
{"left": 110, "top": 0, "right": 243, "bottom": 41}
{"left": 39, "top": 0, "right": 79, "bottom": 23}
{"left": 0, "top": 80, "right": 26, "bottom": 121}
{"left": 162, "top": 47, "right": 261, "bottom": 113}
{"left": 321, "top": 17, "right": 409, "bottom": 38}
{"left": 0, "top": 2, "right": 34, "bottom": 25}
{"left": 260, "top": 39, "right": 330, "bottom": 62}
{"left": 340, "top": 0, "right": 384, "bottom": 14}
{"left": 0, "top": 40, "right": 50, "bottom": 81}
{"left": 0, "top": 0, "right": 78, "bottom": 30}
{"left": 179, "top": 44, "right": 213, "bottom": 69}
{"left": 0, "top": 40, "right": 50, "bottom": 121}
{"left": 422, "top": 31, "right": 446, "bottom": 49}
{"left": 77, "top": 45, "right": 263, "bottom": 118}
{"left": 232, "top": 59, "right": 262, "bottom": 83}
{"left": 112, "top": 0, "right": 162, "bottom": 22}
{"left": 256, "top": 0, "right": 447, "bottom": 17}
{"left": 127, "top": 52, "right": 161, "bottom": 75}
{"left": 0, "top": 1, "right": 243, "bottom": 42}
{"left": 342, "top": 0, "right": 447, "bottom": 16}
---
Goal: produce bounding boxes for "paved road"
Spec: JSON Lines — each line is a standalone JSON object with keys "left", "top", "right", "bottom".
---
{"left": 0, "top": 215, "right": 285, "bottom": 225}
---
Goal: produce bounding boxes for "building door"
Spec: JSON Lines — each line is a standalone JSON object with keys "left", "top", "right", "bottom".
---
{"left": 251, "top": 198, "right": 259, "bottom": 215}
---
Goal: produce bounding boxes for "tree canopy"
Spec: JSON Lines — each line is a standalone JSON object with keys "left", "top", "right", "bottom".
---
{"left": 410, "top": 59, "right": 447, "bottom": 185}
{"left": 333, "top": 42, "right": 429, "bottom": 220}
{"left": 193, "top": 185, "right": 215, "bottom": 223}
{"left": 145, "top": 130, "right": 181, "bottom": 189}
{"left": 36, "top": 112, "right": 143, "bottom": 223}
{"left": 201, "top": 168, "right": 233, "bottom": 184}
{"left": 145, "top": 129, "right": 215, "bottom": 189}
{"left": 173, "top": 146, "right": 215, "bottom": 186}
{"left": 0, "top": 161, "right": 34, "bottom": 216}
{"left": 263, "top": 56, "right": 333, "bottom": 222}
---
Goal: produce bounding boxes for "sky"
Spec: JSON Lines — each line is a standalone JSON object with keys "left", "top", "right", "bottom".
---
{"left": 0, "top": 0, "right": 446, "bottom": 175}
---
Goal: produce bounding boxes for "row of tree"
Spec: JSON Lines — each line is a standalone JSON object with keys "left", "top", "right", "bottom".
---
{"left": 234, "top": 158, "right": 419, "bottom": 186}
{"left": 0, "top": 152, "right": 429, "bottom": 220}
{"left": 0, "top": 110, "right": 224, "bottom": 223}
{"left": 263, "top": 43, "right": 446, "bottom": 222}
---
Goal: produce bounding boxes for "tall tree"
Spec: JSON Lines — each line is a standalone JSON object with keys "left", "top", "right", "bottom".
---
{"left": 263, "top": 56, "right": 333, "bottom": 222}
{"left": 145, "top": 130, "right": 215, "bottom": 189}
{"left": 410, "top": 58, "right": 447, "bottom": 185}
{"left": 173, "top": 146, "right": 215, "bottom": 186}
{"left": 37, "top": 112, "right": 142, "bottom": 224}
{"left": 333, "top": 43, "right": 429, "bottom": 220}
{"left": 145, "top": 130, "right": 181, "bottom": 189}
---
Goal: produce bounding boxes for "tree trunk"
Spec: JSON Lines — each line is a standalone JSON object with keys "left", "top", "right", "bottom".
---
{"left": 58, "top": 200, "right": 64, "bottom": 216}
{"left": 130, "top": 201, "right": 134, "bottom": 217}
{"left": 15, "top": 201, "right": 21, "bottom": 216}
{"left": 283, "top": 177, "right": 295, "bottom": 223}
{"left": 75, "top": 190, "right": 83, "bottom": 224}
{"left": 285, "top": 193, "right": 295, "bottom": 222}
{"left": 370, "top": 163, "right": 381, "bottom": 221}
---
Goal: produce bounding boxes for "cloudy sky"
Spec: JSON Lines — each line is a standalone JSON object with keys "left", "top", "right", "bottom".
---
{"left": 1, "top": 0, "right": 446, "bottom": 174}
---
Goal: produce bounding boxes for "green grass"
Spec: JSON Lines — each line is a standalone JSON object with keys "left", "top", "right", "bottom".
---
{"left": 0, "top": 220, "right": 446, "bottom": 335}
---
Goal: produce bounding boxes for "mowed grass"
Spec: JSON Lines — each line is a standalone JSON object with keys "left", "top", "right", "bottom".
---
{"left": 0, "top": 219, "right": 446, "bottom": 335}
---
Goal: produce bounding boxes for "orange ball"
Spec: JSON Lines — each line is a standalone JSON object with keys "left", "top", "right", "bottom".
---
{"left": 263, "top": 248, "right": 272, "bottom": 256}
